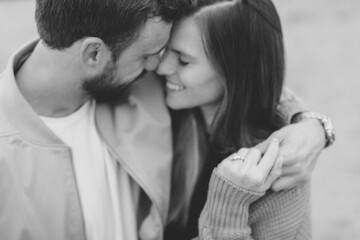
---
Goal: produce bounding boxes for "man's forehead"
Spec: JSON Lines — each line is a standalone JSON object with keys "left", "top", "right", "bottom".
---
{"left": 135, "top": 17, "right": 172, "bottom": 50}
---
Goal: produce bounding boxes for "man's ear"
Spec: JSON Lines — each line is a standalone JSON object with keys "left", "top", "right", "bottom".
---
{"left": 80, "top": 37, "right": 111, "bottom": 68}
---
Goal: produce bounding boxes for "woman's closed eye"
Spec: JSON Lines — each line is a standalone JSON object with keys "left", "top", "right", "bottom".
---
{"left": 179, "top": 58, "right": 189, "bottom": 66}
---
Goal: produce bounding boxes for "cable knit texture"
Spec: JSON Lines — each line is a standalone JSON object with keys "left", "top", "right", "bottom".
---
{"left": 197, "top": 169, "right": 311, "bottom": 240}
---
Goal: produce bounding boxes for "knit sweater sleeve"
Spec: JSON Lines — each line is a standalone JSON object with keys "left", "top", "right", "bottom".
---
{"left": 196, "top": 169, "right": 264, "bottom": 240}
{"left": 194, "top": 169, "right": 311, "bottom": 240}
{"left": 249, "top": 182, "right": 311, "bottom": 240}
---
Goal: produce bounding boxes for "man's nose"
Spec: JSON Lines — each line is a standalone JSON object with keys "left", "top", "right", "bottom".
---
{"left": 144, "top": 54, "right": 161, "bottom": 71}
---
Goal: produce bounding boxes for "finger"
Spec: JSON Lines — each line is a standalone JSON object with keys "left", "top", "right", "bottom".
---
{"left": 242, "top": 147, "right": 262, "bottom": 167}
{"left": 271, "top": 174, "right": 306, "bottom": 192}
{"left": 263, "top": 157, "right": 283, "bottom": 191}
{"left": 258, "top": 138, "right": 280, "bottom": 175}
{"left": 218, "top": 152, "right": 244, "bottom": 175}
{"left": 236, "top": 148, "right": 250, "bottom": 159}
{"left": 279, "top": 163, "right": 302, "bottom": 175}
{"left": 221, "top": 152, "right": 241, "bottom": 164}
{"left": 223, "top": 148, "right": 249, "bottom": 164}
{"left": 220, "top": 149, "right": 250, "bottom": 172}
{"left": 255, "top": 137, "right": 273, "bottom": 155}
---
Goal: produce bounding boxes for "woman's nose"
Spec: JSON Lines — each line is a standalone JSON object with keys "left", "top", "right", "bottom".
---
{"left": 156, "top": 51, "right": 176, "bottom": 76}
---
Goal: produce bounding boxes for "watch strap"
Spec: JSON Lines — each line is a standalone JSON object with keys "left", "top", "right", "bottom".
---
{"left": 292, "top": 111, "right": 335, "bottom": 148}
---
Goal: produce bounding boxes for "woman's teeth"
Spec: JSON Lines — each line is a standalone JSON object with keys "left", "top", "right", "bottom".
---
{"left": 166, "top": 82, "right": 185, "bottom": 91}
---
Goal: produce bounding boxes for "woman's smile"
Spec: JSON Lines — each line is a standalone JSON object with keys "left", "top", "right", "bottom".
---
{"left": 166, "top": 81, "right": 185, "bottom": 91}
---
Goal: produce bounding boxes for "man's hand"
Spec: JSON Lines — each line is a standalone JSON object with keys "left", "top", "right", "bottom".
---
{"left": 256, "top": 119, "right": 325, "bottom": 191}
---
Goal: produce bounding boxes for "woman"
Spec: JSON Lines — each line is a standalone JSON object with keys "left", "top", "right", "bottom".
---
{"left": 157, "top": 0, "right": 311, "bottom": 239}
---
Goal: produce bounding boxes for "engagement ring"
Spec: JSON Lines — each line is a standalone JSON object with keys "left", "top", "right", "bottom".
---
{"left": 231, "top": 153, "right": 245, "bottom": 162}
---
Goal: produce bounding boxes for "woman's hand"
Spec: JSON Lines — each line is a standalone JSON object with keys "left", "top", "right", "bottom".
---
{"left": 256, "top": 119, "right": 324, "bottom": 191}
{"left": 217, "top": 139, "right": 283, "bottom": 193}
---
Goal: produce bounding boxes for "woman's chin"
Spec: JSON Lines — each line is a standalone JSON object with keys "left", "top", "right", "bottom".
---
{"left": 166, "top": 102, "right": 181, "bottom": 110}
{"left": 165, "top": 98, "right": 186, "bottom": 110}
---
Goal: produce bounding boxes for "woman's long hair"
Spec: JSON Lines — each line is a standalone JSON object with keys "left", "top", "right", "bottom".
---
{"left": 166, "top": 0, "right": 286, "bottom": 236}
{"left": 200, "top": 0, "right": 285, "bottom": 152}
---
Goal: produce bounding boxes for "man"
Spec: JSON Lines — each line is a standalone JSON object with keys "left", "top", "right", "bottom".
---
{"left": 0, "top": 0, "right": 334, "bottom": 240}
{"left": 0, "top": 1, "right": 181, "bottom": 239}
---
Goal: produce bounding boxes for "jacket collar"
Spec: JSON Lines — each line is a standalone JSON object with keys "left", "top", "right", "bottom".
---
{"left": 0, "top": 39, "right": 65, "bottom": 146}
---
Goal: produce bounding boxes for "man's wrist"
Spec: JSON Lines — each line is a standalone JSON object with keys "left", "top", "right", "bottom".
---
{"left": 291, "top": 111, "right": 335, "bottom": 148}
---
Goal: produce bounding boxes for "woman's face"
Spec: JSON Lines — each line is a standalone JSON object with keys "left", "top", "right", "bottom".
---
{"left": 157, "top": 16, "right": 224, "bottom": 116}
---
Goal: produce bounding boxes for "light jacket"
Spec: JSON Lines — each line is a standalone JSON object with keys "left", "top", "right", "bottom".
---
{"left": 0, "top": 40, "right": 172, "bottom": 240}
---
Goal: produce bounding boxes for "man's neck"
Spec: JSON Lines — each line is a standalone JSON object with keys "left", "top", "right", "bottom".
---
{"left": 16, "top": 41, "right": 90, "bottom": 118}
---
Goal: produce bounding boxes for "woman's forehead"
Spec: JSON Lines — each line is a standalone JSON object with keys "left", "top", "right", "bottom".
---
{"left": 170, "top": 17, "right": 205, "bottom": 57}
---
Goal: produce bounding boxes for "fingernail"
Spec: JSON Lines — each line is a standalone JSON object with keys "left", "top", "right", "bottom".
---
{"left": 272, "top": 138, "right": 279, "bottom": 143}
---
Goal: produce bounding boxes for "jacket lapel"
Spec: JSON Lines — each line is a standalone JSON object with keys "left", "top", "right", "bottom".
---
{"left": 95, "top": 72, "right": 173, "bottom": 223}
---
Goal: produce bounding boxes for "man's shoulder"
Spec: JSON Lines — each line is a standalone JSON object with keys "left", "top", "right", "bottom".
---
{"left": 0, "top": 71, "right": 5, "bottom": 82}
{"left": 0, "top": 71, "right": 13, "bottom": 136}
{"left": 119, "top": 71, "right": 166, "bottom": 110}
{"left": 0, "top": 110, "right": 17, "bottom": 138}
{"left": 0, "top": 62, "right": 17, "bottom": 137}
{"left": 131, "top": 71, "right": 164, "bottom": 98}
{"left": 96, "top": 71, "right": 168, "bottom": 111}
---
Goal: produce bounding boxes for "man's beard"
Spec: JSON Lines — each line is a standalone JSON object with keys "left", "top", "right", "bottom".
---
{"left": 82, "top": 61, "right": 147, "bottom": 104}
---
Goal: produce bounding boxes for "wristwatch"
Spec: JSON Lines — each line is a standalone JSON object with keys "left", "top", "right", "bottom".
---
{"left": 292, "top": 111, "right": 335, "bottom": 148}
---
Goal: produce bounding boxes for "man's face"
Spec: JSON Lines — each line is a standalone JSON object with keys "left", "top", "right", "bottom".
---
{"left": 83, "top": 17, "right": 172, "bottom": 103}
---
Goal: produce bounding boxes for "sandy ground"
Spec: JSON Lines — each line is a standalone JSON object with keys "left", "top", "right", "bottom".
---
{"left": 1, "top": 0, "right": 359, "bottom": 239}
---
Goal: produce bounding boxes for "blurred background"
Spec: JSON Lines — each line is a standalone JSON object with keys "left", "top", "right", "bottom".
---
{"left": 1, "top": 0, "right": 359, "bottom": 238}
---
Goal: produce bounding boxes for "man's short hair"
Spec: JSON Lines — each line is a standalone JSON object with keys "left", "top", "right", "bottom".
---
{"left": 35, "top": 0, "right": 189, "bottom": 56}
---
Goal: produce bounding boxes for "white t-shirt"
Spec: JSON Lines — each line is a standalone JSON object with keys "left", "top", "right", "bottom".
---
{"left": 40, "top": 101, "right": 137, "bottom": 240}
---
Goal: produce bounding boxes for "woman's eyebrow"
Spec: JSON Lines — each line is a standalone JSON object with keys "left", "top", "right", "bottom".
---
{"left": 171, "top": 48, "right": 196, "bottom": 61}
